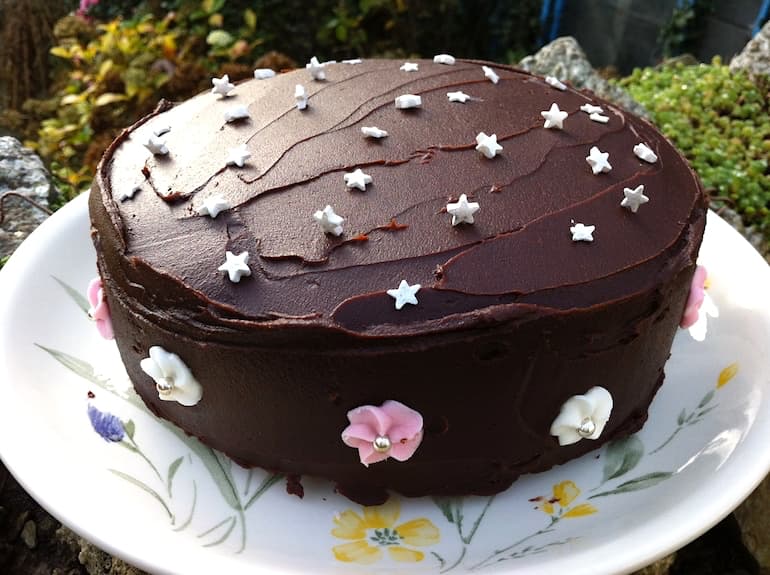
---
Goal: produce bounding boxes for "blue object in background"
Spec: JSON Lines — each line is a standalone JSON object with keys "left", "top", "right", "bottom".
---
{"left": 538, "top": 0, "right": 566, "bottom": 45}
{"left": 754, "top": 0, "right": 770, "bottom": 35}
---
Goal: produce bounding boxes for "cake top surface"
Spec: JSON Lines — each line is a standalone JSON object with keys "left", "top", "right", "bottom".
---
{"left": 94, "top": 58, "right": 705, "bottom": 337}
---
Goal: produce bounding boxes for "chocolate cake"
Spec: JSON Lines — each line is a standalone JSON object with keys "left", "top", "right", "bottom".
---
{"left": 88, "top": 58, "right": 707, "bottom": 504}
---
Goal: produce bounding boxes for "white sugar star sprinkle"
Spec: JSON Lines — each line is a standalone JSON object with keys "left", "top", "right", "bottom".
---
{"left": 344, "top": 168, "right": 373, "bottom": 191}
{"left": 586, "top": 146, "right": 612, "bottom": 174}
{"left": 314, "top": 205, "right": 344, "bottom": 236}
{"left": 144, "top": 135, "right": 168, "bottom": 155}
{"left": 475, "top": 132, "right": 502, "bottom": 159}
{"left": 621, "top": 185, "right": 649, "bottom": 213}
{"left": 589, "top": 113, "right": 609, "bottom": 124}
{"left": 541, "top": 102, "right": 568, "bottom": 130}
{"left": 342, "top": 58, "right": 363, "bottom": 64}
{"left": 361, "top": 126, "right": 388, "bottom": 138}
{"left": 118, "top": 184, "right": 141, "bottom": 201}
{"left": 295, "top": 84, "right": 308, "bottom": 110}
{"left": 152, "top": 124, "right": 170, "bottom": 137}
{"left": 226, "top": 144, "right": 251, "bottom": 168}
{"left": 570, "top": 222, "right": 595, "bottom": 242}
{"left": 446, "top": 194, "right": 480, "bottom": 226}
{"left": 218, "top": 251, "right": 251, "bottom": 283}
{"left": 211, "top": 74, "right": 235, "bottom": 97}
{"left": 254, "top": 68, "right": 276, "bottom": 79}
{"left": 580, "top": 103, "right": 604, "bottom": 115}
{"left": 196, "top": 195, "right": 230, "bottom": 218}
{"left": 447, "top": 91, "right": 471, "bottom": 103}
{"left": 224, "top": 105, "right": 250, "bottom": 123}
{"left": 634, "top": 143, "right": 658, "bottom": 163}
{"left": 395, "top": 94, "right": 421, "bottom": 109}
{"left": 387, "top": 280, "right": 421, "bottom": 310}
{"left": 545, "top": 76, "right": 567, "bottom": 90}
{"left": 433, "top": 54, "right": 456, "bottom": 65}
{"left": 482, "top": 65, "right": 500, "bottom": 84}
{"left": 306, "top": 56, "right": 326, "bottom": 80}
{"left": 400, "top": 62, "right": 419, "bottom": 72}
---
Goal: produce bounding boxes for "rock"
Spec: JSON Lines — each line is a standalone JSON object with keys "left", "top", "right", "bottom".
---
{"left": 730, "top": 21, "right": 770, "bottom": 78}
{"left": 11, "top": 510, "right": 29, "bottom": 540}
{"left": 518, "top": 36, "right": 649, "bottom": 118}
{"left": 57, "top": 525, "right": 147, "bottom": 575}
{"left": 632, "top": 553, "right": 676, "bottom": 575}
{"left": 735, "top": 475, "right": 770, "bottom": 570}
{"left": 0, "top": 136, "right": 58, "bottom": 260}
{"left": 20, "top": 520, "right": 36, "bottom": 549}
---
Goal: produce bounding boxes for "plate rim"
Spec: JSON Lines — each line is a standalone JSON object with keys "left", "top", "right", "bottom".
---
{"left": 0, "top": 195, "right": 769, "bottom": 575}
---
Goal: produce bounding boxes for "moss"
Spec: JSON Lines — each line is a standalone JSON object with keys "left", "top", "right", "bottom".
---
{"left": 618, "top": 58, "right": 770, "bottom": 233}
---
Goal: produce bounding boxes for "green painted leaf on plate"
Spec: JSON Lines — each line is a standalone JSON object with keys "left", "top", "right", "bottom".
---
{"left": 109, "top": 468, "right": 173, "bottom": 521}
{"left": 35, "top": 344, "right": 106, "bottom": 386}
{"left": 601, "top": 435, "right": 644, "bottom": 483}
{"left": 167, "top": 456, "right": 184, "bottom": 495}
{"left": 698, "top": 389, "right": 715, "bottom": 409}
{"left": 589, "top": 471, "right": 674, "bottom": 499}
{"left": 52, "top": 276, "right": 90, "bottom": 315}
{"left": 123, "top": 419, "right": 135, "bottom": 440}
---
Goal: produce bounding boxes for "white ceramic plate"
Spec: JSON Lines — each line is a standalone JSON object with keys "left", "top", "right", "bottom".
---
{"left": 1, "top": 194, "right": 769, "bottom": 575}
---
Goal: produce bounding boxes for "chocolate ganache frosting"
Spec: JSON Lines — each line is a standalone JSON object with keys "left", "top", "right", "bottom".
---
{"left": 89, "top": 58, "right": 707, "bottom": 504}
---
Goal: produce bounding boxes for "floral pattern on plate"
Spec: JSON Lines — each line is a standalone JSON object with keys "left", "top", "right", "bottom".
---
{"left": 1, "top": 197, "right": 768, "bottom": 575}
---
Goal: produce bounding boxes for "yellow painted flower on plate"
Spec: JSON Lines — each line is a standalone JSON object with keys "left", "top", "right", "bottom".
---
{"left": 533, "top": 480, "right": 597, "bottom": 518}
{"left": 331, "top": 498, "right": 439, "bottom": 564}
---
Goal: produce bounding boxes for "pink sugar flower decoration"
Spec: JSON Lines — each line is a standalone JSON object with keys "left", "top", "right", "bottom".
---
{"left": 342, "top": 400, "right": 424, "bottom": 466}
{"left": 87, "top": 277, "right": 114, "bottom": 340}
{"left": 680, "top": 265, "right": 707, "bottom": 329}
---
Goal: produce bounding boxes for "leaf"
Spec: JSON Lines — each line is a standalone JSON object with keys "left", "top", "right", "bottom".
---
{"left": 717, "top": 363, "right": 739, "bottom": 388}
{"left": 50, "top": 46, "right": 72, "bottom": 59}
{"left": 694, "top": 405, "right": 718, "bottom": 420}
{"left": 123, "top": 419, "right": 136, "bottom": 440}
{"left": 698, "top": 389, "right": 715, "bottom": 409}
{"left": 589, "top": 472, "right": 674, "bottom": 499}
{"left": 109, "top": 469, "right": 173, "bottom": 520}
{"left": 51, "top": 276, "right": 90, "bottom": 314}
{"left": 167, "top": 456, "right": 184, "bottom": 495}
{"left": 677, "top": 408, "right": 687, "bottom": 425}
{"left": 243, "top": 473, "right": 282, "bottom": 510}
{"left": 95, "top": 93, "right": 128, "bottom": 107}
{"left": 60, "top": 94, "right": 82, "bottom": 105}
{"left": 601, "top": 435, "right": 644, "bottom": 482}
{"left": 35, "top": 344, "right": 106, "bottom": 386}
{"left": 431, "top": 496, "right": 456, "bottom": 524}
{"left": 243, "top": 8, "right": 257, "bottom": 30}
{"left": 202, "top": 0, "right": 225, "bottom": 14}
{"left": 206, "top": 29, "right": 233, "bottom": 48}
{"left": 160, "top": 426, "right": 241, "bottom": 511}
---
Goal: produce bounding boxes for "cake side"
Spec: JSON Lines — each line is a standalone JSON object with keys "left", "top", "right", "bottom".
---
{"left": 89, "top": 58, "right": 707, "bottom": 503}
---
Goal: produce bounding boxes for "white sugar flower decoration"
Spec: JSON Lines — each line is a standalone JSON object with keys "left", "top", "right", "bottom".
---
{"left": 140, "top": 346, "right": 203, "bottom": 406}
{"left": 550, "top": 386, "right": 613, "bottom": 446}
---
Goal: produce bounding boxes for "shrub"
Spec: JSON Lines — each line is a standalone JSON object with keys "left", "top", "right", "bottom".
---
{"left": 619, "top": 57, "right": 770, "bottom": 232}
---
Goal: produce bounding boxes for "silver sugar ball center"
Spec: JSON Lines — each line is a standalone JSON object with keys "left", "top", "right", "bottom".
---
{"left": 373, "top": 435, "right": 391, "bottom": 453}
{"left": 577, "top": 417, "right": 596, "bottom": 438}
{"left": 156, "top": 377, "right": 175, "bottom": 395}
